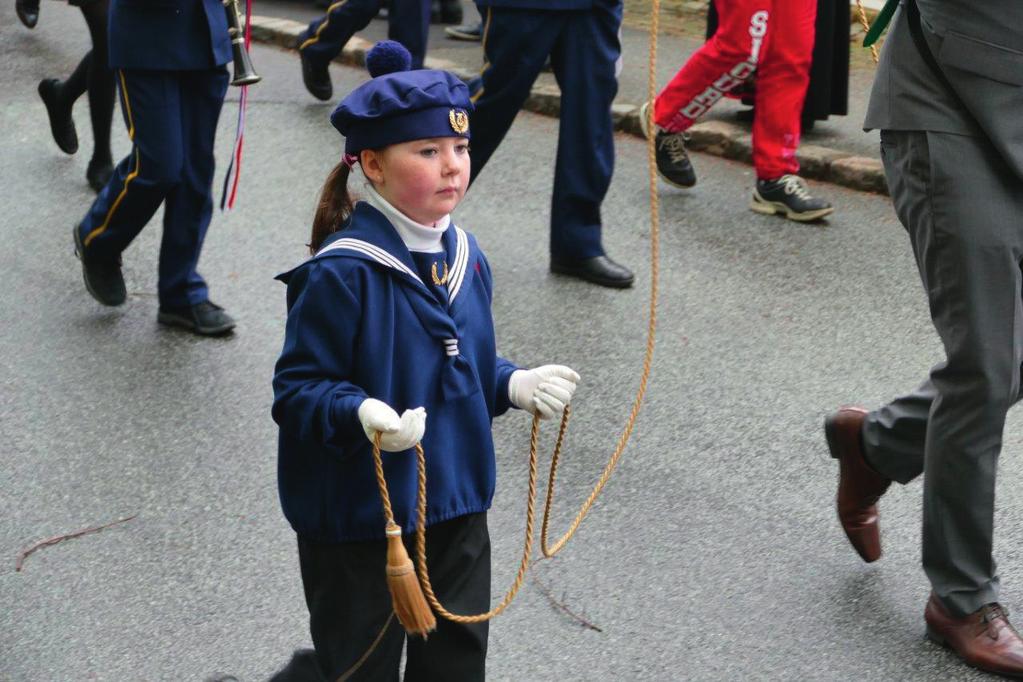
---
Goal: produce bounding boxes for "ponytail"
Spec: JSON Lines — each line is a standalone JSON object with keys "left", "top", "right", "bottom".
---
{"left": 309, "top": 162, "right": 355, "bottom": 254}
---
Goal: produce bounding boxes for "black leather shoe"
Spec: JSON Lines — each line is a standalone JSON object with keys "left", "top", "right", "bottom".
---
{"left": 158, "top": 301, "right": 236, "bottom": 336}
{"left": 39, "top": 79, "right": 78, "bottom": 155}
{"left": 86, "top": 156, "right": 114, "bottom": 193}
{"left": 73, "top": 226, "right": 126, "bottom": 306}
{"left": 300, "top": 50, "right": 332, "bottom": 101}
{"left": 550, "top": 255, "right": 635, "bottom": 289}
{"left": 16, "top": 0, "right": 39, "bottom": 28}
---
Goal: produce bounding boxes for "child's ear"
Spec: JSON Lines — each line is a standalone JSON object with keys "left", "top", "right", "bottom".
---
{"left": 361, "top": 149, "right": 384, "bottom": 185}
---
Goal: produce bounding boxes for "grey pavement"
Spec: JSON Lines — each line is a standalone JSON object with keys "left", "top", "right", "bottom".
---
{"left": 3, "top": 5, "right": 1022, "bottom": 682}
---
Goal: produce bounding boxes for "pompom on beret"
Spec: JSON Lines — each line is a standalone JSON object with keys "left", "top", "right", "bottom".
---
{"left": 330, "top": 41, "right": 473, "bottom": 156}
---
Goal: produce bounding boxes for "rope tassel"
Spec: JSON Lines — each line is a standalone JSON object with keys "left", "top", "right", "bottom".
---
{"left": 372, "top": 436, "right": 437, "bottom": 637}
{"left": 384, "top": 522, "right": 436, "bottom": 636}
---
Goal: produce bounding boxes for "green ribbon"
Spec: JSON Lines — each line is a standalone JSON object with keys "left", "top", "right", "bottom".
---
{"left": 864, "top": 0, "right": 900, "bottom": 47}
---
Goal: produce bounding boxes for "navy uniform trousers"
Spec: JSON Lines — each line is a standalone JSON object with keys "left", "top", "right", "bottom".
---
{"left": 469, "top": 0, "right": 623, "bottom": 261}
{"left": 76, "top": 0, "right": 231, "bottom": 309}
{"left": 299, "top": 0, "right": 431, "bottom": 71}
{"left": 78, "top": 69, "right": 229, "bottom": 307}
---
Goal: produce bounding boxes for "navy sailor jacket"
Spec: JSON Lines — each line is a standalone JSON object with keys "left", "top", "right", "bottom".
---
{"left": 272, "top": 203, "right": 519, "bottom": 542}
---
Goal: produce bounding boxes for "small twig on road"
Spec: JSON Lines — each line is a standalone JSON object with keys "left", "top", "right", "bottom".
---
{"left": 15, "top": 513, "right": 139, "bottom": 572}
{"left": 529, "top": 570, "right": 603, "bottom": 632}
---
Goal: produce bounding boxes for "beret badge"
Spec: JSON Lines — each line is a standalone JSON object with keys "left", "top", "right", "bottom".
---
{"left": 449, "top": 109, "right": 469, "bottom": 135}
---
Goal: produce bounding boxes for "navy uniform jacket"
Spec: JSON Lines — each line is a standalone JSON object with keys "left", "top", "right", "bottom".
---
{"left": 109, "top": 0, "right": 232, "bottom": 70}
{"left": 272, "top": 204, "right": 519, "bottom": 543}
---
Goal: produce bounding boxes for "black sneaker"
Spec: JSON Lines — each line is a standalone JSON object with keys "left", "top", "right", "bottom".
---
{"left": 39, "top": 79, "right": 78, "bottom": 155}
{"left": 73, "top": 225, "right": 126, "bottom": 306}
{"left": 751, "top": 174, "right": 834, "bottom": 222}
{"left": 639, "top": 101, "right": 696, "bottom": 188}
{"left": 444, "top": 21, "right": 482, "bottom": 41}
{"left": 299, "top": 50, "right": 332, "bottom": 101}
{"left": 158, "top": 301, "right": 236, "bottom": 336}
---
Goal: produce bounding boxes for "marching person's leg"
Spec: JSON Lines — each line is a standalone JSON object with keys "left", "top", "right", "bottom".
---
{"left": 911, "top": 130, "right": 1023, "bottom": 619}
{"left": 74, "top": 69, "right": 183, "bottom": 307}
{"left": 80, "top": 0, "right": 116, "bottom": 192}
{"left": 546, "top": 0, "right": 633, "bottom": 288}
{"left": 748, "top": 0, "right": 832, "bottom": 221}
{"left": 404, "top": 513, "right": 490, "bottom": 682}
{"left": 156, "top": 67, "right": 235, "bottom": 336}
{"left": 467, "top": 7, "right": 562, "bottom": 182}
{"left": 645, "top": 0, "right": 771, "bottom": 188}
{"left": 298, "top": 0, "right": 381, "bottom": 100}
{"left": 840, "top": 130, "right": 1023, "bottom": 635}
{"left": 387, "top": 0, "right": 431, "bottom": 69}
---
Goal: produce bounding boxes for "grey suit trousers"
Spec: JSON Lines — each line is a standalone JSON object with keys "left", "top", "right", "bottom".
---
{"left": 862, "top": 129, "right": 1023, "bottom": 617}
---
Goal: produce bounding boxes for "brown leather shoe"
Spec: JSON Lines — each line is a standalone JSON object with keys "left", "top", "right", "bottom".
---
{"left": 825, "top": 406, "right": 890, "bottom": 562}
{"left": 926, "top": 593, "right": 1023, "bottom": 677}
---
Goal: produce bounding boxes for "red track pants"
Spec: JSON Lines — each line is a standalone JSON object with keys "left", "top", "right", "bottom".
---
{"left": 653, "top": 0, "right": 817, "bottom": 180}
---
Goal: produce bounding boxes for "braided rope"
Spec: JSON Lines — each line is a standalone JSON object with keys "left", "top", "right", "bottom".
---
{"left": 395, "top": 0, "right": 664, "bottom": 621}
{"left": 855, "top": 0, "right": 880, "bottom": 63}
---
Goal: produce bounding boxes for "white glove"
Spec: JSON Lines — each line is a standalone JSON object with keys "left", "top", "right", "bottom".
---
{"left": 508, "top": 365, "right": 580, "bottom": 419}
{"left": 357, "top": 398, "right": 426, "bottom": 452}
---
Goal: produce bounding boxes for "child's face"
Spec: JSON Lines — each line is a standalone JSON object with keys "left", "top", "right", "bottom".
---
{"left": 362, "top": 137, "right": 470, "bottom": 226}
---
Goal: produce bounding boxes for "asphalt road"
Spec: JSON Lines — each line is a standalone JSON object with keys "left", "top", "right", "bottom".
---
{"left": 3, "top": 7, "right": 1021, "bottom": 682}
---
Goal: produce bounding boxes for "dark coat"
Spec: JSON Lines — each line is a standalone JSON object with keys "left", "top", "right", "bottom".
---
{"left": 707, "top": 0, "right": 850, "bottom": 122}
{"left": 108, "top": 0, "right": 232, "bottom": 71}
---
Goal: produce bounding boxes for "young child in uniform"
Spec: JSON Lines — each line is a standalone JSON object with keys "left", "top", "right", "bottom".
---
{"left": 271, "top": 41, "right": 580, "bottom": 681}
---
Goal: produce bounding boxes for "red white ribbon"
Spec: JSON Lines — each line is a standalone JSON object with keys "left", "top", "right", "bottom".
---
{"left": 220, "top": 0, "right": 253, "bottom": 212}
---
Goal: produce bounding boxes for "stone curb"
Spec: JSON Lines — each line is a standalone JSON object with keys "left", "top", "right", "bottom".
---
{"left": 248, "top": 15, "right": 889, "bottom": 196}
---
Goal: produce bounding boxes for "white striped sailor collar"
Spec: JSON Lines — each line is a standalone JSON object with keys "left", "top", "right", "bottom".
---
{"left": 307, "top": 202, "right": 473, "bottom": 306}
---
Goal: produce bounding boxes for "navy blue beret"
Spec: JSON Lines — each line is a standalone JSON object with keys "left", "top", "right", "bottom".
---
{"left": 330, "top": 41, "right": 473, "bottom": 155}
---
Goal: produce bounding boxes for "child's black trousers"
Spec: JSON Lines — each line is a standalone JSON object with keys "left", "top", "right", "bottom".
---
{"left": 274, "top": 512, "right": 491, "bottom": 682}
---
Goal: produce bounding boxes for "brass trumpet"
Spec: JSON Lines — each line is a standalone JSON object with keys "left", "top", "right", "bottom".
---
{"left": 224, "top": 0, "right": 261, "bottom": 86}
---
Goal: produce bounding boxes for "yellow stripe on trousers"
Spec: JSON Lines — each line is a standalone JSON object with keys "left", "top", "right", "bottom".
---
{"left": 470, "top": 8, "right": 494, "bottom": 104}
{"left": 299, "top": 0, "right": 353, "bottom": 52}
{"left": 84, "top": 70, "right": 139, "bottom": 247}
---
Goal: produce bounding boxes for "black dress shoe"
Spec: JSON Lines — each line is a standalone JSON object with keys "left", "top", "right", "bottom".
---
{"left": 550, "top": 255, "right": 635, "bottom": 289}
{"left": 86, "top": 156, "right": 114, "bottom": 193}
{"left": 39, "top": 79, "right": 78, "bottom": 155}
{"left": 158, "top": 301, "right": 236, "bottom": 336}
{"left": 16, "top": 0, "right": 39, "bottom": 28}
{"left": 73, "top": 225, "right": 126, "bottom": 306}
{"left": 300, "top": 50, "right": 332, "bottom": 101}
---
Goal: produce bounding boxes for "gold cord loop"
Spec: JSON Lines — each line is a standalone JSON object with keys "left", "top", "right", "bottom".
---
{"left": 371, "top": 0, "right": 663, "bottom": 626}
